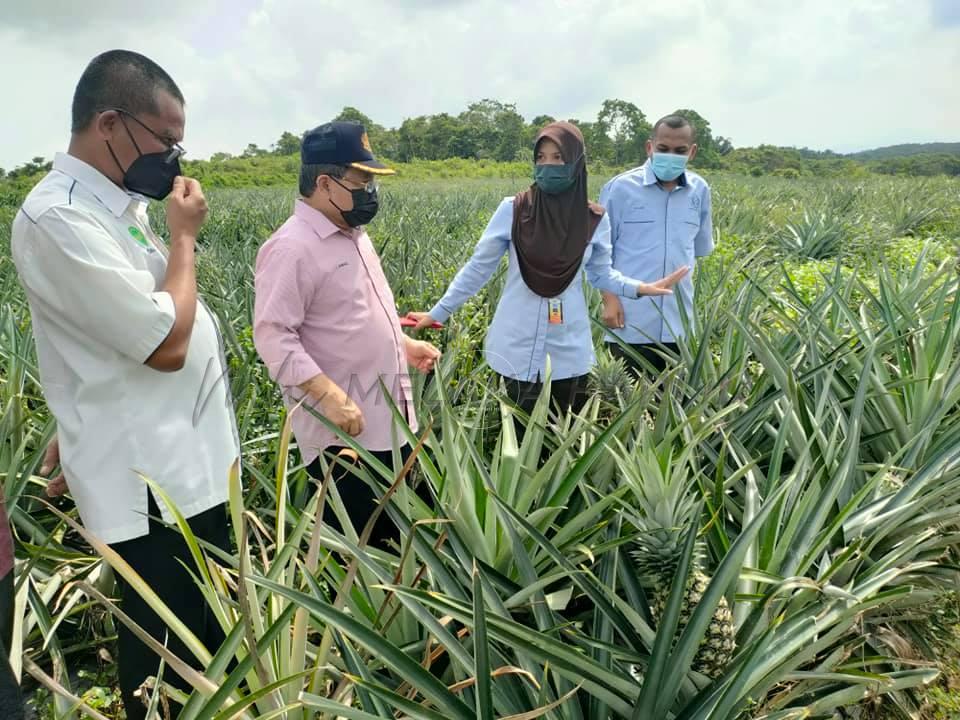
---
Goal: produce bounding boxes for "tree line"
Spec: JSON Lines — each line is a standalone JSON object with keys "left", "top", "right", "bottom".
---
{"left": 231, "top": 99, "right": 732, "bottom": 169}
{"left": 1, "top": 98, "right": 957, "bottom": 185}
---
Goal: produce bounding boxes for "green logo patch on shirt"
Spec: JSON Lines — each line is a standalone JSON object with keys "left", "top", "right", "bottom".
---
{"left": 128, "top": 226, "right": 149, "bottom": 247}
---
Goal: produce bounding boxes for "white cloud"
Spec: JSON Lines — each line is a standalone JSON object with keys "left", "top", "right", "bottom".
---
{"left": 0, "top": 0, "right": 957, "bottom": 169}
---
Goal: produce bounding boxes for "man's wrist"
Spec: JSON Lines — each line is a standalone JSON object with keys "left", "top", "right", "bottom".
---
{"left": 303, "top": 374, "right": 338, "bottom": 403}
{"left": 170, "top": 230, "right": 198, "bottom": 245}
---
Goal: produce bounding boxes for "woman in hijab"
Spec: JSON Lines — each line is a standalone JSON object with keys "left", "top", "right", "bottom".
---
{"left": 407, "top": 121, "right": 687, "bottom": 415}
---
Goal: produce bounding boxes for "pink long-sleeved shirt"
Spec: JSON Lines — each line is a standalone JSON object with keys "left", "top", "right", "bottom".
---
{"left": 253, "top": 200, "right": 417, "bottom": 464}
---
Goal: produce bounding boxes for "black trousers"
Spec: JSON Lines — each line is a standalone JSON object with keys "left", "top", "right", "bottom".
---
{"left": 108, "top": 494, "right": 231, "bottom": 720}
{"left": 0, "top": 572, "right": 23, "bottom": 720}
{"left": 607, "top": 342, "right": 679, "bottom": 377}
{"left": 499, "top": 374, "right": 591, "bottom": 455}
{"left": 500, "top": 373, "right": 591, "bottom": 417}
{"left": 307, "top": 444, "right": 427, "bottom": 552}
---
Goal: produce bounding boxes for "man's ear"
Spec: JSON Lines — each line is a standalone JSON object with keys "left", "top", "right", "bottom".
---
{"left": 94, "top": 110, "right": 119, "bottom": 142}
{"left": 688, "top": 143, "right": 698, "bottom": 163}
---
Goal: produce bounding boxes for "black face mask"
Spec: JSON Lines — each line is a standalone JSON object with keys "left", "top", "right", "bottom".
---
{"left": 105, "top": 111, "right": 183, "bottom": 201}
{"left": 120, "top": 150, "right": 182, "bottom": 201}
{"left": 330, "top": 176, "right": 380, "bottom": 227}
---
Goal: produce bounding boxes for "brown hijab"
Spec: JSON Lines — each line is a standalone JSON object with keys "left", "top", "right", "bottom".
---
{"left": 512, "top": 121, "right": 603, "bottom": 298}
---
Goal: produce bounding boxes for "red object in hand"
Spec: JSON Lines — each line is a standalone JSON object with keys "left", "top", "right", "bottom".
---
{"left": 399, "top": 317, "right": 443, "bottom": 329}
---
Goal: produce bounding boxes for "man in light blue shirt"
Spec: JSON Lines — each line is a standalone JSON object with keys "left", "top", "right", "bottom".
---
{"left": 599, "top": 114, "right": 714, "bottom": 374}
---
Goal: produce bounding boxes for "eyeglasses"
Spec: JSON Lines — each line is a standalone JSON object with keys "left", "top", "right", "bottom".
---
{"left": 100, "top": 107, "right": 186, "bottom": 164}
{"left": 333, "top": 175, "right": 379, "bottom": 194}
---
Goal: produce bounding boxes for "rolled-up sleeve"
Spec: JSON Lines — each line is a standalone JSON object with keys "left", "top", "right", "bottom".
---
{"left": 17, "top": 206, "right": 176, "bottom": 364}
{"left": 253, "top": 243, "right": 323, "bottom": 391}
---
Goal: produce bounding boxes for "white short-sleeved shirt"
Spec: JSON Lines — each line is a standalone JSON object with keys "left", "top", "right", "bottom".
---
{"left": 11, "top": 153, "right": 240, "bottom": 544}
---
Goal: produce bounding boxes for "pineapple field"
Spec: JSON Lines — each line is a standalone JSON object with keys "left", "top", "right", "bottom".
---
{"left": 2, "top": 171, "right": 960, "bottom": 719}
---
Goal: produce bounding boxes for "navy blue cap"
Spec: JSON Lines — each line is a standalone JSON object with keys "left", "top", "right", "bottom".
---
{"left": 300, "top": 121, "right": 394, "bottom": 175}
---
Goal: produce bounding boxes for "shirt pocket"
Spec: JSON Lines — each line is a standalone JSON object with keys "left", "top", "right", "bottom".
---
{"left": 315, "top": 259, "right": 367, "bottom": 326}
{"left": 618, "top": 208, "right": 663, "bottom": 269}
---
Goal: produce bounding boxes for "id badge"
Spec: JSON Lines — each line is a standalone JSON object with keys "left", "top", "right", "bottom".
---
{"left": 547, "top": 298, "right": 563, "bottom": 325}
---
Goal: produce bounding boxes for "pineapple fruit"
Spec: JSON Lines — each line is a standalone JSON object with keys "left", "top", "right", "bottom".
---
{"left": 623, "top": 443, "right": 736, "bottom": 680}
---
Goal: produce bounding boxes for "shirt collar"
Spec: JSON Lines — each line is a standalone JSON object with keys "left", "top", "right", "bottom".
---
{"left": 641, "top": 158, "right": 689, "bottom": 188}
{"left": 52, "top": 152, "right": 135, "bottom": 218}
{"left": 294, "top": 198, "right": 359, "bottom": 240}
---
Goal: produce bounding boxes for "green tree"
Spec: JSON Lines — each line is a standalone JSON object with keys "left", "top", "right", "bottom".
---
{"left": 242, "top": 143, "right": 268, "bottom": 158}
{"left": 671, "top": 109, "right": 721, "bottom": 168}
{"left": 720, "top": 144, "right": 806, "bottom": 175}
{"left": 495, "top": 107, "right": 525, "bottom": 161}
{"left": 397, "top": 116, "right": 429, "bottom": 162}
{"left": 448, "top": 124, "right": 480, "bottom": 159}
{"left": 458, "top": 99, "right": 501, "bottom": 158}
{"left": 423, "top": 113, "right": 461, "bottom": 160}
{"left": 375, "top": 128, "right": 400, "bottom": 160}
{"left": 272, "top": 131, "right": 301, "bottom": 156}
{"left": 334, "top": 106, "right": 375, "bottom": 128}
{"left": 334, "top": 107, "right": 397, "bottom": 158}
{"left": 596, "top": 99, "right": 650, "bottom": 166}
{"left": 530, "top": 114, "right": 556, "bottom": 129}
{"left": 7, "top": 156, "right": 52, "bottom": 179}
{"left": 458, "top": 99, "right": 525, "bottom": 160}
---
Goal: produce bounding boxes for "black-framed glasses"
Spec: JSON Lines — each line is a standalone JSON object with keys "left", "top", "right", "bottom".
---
{"left": 100, "top": 107, "right": 186, "bottom": 163}
{"left": 332, "top": 175, "right": 379, "bottom": 194}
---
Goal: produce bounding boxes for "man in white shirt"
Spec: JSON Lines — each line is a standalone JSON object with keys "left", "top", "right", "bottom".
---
{"left": 11, "top": 50, "right": 239, "bottom": 719}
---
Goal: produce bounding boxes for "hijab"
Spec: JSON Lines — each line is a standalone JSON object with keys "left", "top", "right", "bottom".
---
{"left": 511, "top": 121, "right": 603, "bottom": 298}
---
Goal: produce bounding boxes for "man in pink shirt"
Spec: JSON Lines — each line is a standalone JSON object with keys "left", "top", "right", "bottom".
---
{"left": 253, "top": 121, "right": 440, "bottom": 549}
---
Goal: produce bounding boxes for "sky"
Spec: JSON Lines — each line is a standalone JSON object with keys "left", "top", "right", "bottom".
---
{"left": 1, "top": 0, "right": 958, "bottom": 169}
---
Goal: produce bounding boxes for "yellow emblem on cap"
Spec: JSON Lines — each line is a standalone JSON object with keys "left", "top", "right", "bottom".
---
{"left": 360, "top": 132, "right": 372, "bottom": 152}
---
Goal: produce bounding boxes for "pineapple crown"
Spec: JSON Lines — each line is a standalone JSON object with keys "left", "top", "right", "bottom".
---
{"left": 620, "top": 443, "right": 699, "bottom": 530}
{"left": 588, "top": 349, "right": 640, "bottom": 407}
{"left": 617, "top": 438, "right": 705, "bottom": 581}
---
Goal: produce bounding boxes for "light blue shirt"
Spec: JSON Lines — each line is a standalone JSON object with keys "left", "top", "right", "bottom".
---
{"left": 598, "top": 160, "right": 714, "bottom": 345}
{"left": 429, "top": 197, "right": 643, "bottom": 382}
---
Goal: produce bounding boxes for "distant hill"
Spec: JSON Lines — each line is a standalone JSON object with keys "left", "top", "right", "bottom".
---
{"left": 848, "top": 143, "right": 960, "bottom": 160}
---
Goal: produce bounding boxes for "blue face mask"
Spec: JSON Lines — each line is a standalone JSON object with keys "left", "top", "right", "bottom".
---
{"left": 650, "top": 152, "right": 689, "bottom": 182}
{"left": 534, "top": 162, "right": 577, "bottom": 194}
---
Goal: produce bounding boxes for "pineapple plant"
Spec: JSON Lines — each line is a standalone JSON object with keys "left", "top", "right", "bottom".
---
{"left": 621, "top": 437, "right": 736, "bottom": 680}
{"left": 587, "top": 348, "right": 643, "bottom": 426}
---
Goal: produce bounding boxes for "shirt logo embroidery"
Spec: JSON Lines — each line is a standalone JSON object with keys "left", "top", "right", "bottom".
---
{"left": 128, "top": 226, "right": 150, "bottom": 248}
{"left": 336, "top": 261, "right": 349, "bottom": 269}
{"left": 689, "top": 195, "right": 701, "bottom": 211}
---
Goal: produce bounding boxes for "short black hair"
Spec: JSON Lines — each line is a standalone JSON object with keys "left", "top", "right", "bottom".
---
{"left": 299, "top": 163, "right": 346, "bottom": 197}
{"left": 71, "top": 50, "right": 184, "bottom": 133}
{"left": 652, "top": 115, "right": 696, "bottom": 142}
